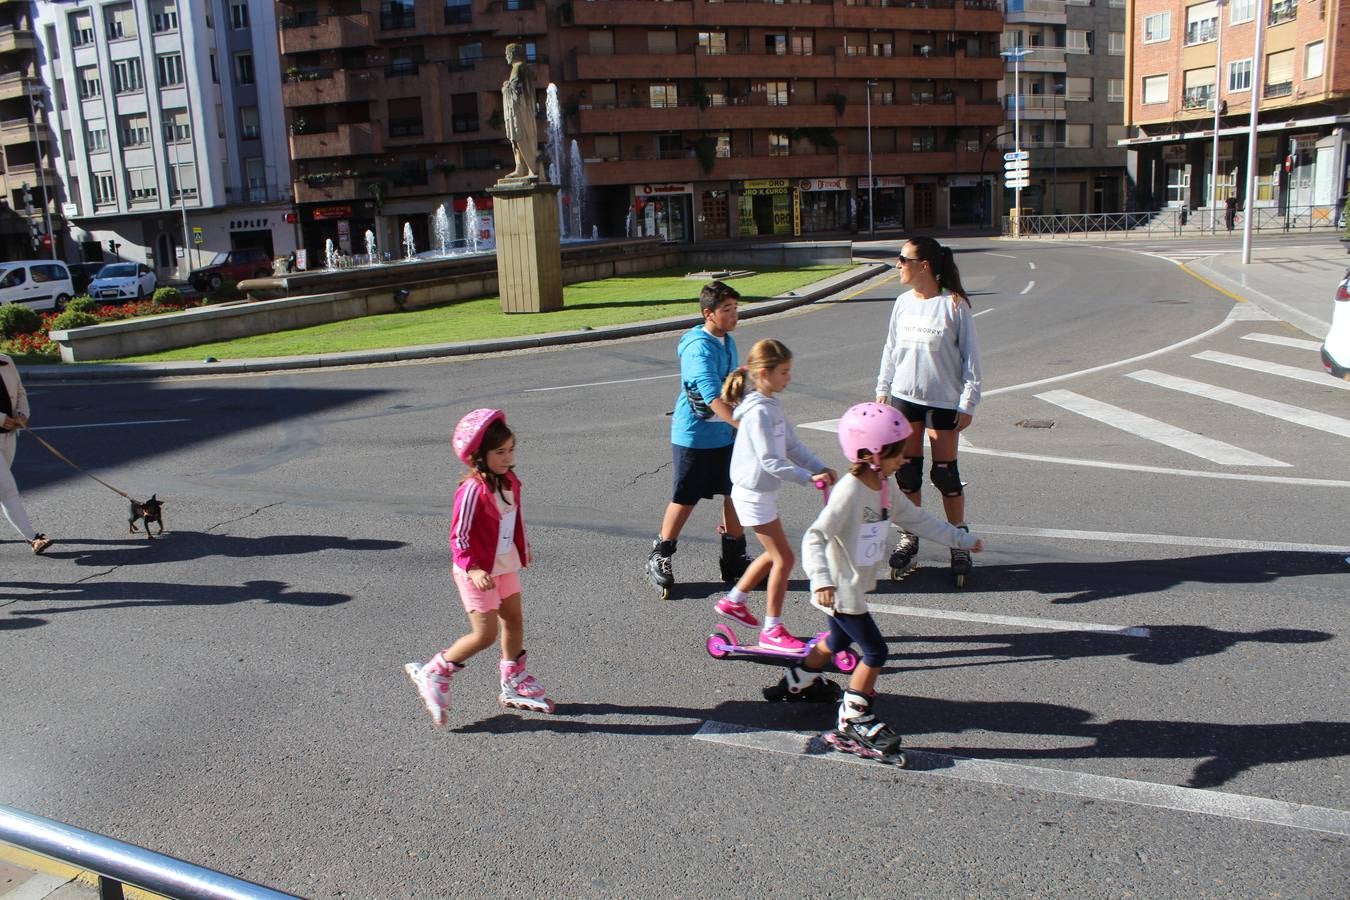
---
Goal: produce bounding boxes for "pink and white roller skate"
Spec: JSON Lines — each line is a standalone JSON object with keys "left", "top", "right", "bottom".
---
{"left": 499, "top": 651, "right": 555, "bottom": 714}
{"left": 404, "top": 655, "right": 461, "bottom": 727}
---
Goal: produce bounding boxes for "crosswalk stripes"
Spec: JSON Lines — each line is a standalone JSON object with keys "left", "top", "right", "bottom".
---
{"left": 1125, "top": 370, "right": 1350, "bottom": 438}
{"left": 1034, "top": 389, "right": 1291, "bottom": 466}
{"left": 1194, "top": 350, "right": 1350, "bottom": 390}
{"left": 1241, "top": 332, "right": 1322, "bottom": 352}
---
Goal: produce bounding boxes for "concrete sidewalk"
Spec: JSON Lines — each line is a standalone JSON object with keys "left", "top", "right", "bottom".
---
{"left": 1183, "top": 241, "right": 1347, "bottom": 339}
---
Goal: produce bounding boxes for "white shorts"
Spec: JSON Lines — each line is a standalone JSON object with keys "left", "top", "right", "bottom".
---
{"left": 731, "top": 486, "right": 779, "bottom": 527}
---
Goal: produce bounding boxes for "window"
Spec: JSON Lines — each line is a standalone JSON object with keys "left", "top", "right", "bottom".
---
{"left": 1067, "top": 30, "right": 1091, "bottom": 54}
{"left": 758, "top": 81, "right": 788, "bottom": 106}
{"left": 698, "top": 32, "right": 727, "bottom": 55}
{"left": 86, "top": 125, "right": 108, "bottom": 152}
{"left": 911, "top": 128, "right": 936, "bottom": 152}
{"left": 240, "top": 106, "right": 260, "bottom": 139}
{"left": 451, "top": 93, "right": 478, "bottom": 132}
{"left": 169, "top": 163, "right": 197, "bottom": 200}
{"left": 1183, "top": 67, "right": 1216, "bottom": 108}
{"left": 105, "top": 4, "right": 136, "bottom": 40}
{"left": 388, "top": 97, "right": 423, "bottom": 137}
{"left": 69, "top": 11, "right": 95, "bottom": 47}
{"left": 444, "top": 0, "right": 471, "bottom": 25}
{"left": 127, "top": 168, "right": 158, "bottom": 202}
{"left": 657, "top": 134, "right": 682, "bottom": 160}
{"left": 113, "top": 58, "right": 144, "bottom": 94}
{"left": 230, "top": 1, "right": 249, "bottom": 29}
{"left": 1230, "top": 0, "right": 1254, "bottom": 22}
{"left": 1066, "top": 77, "right": 1093, "bottom": 101}
{"left": 389, "top": 46, "right": 423, "bottom": 76}
{"left": 1265, "top": 48, "right": 1294, "bottom": 97}
{"left": 77, "top": 66, "right": 101, "bottom": 100}
{"left": 593, "top": 134, "right": 618, "bottom": 160}
{"left": 234, "top": 53, "right": 254, "bottom": 85}
{"left": 94, "top": 173, "right": 116, "bottom": 205}
{"left": 588, "top": 31, "right": 613, "bottom": 55}
{"left": 380, "top": 0, "right": 416, "bottom": 30}
{"left": 1107, "top": 78, "right": 1124, "bottom": 102}
{"left": 1228, "top": 58, "right": 1252, "bottom": 91}
{"left": 649, "top": 84, "right": 678, "bottom": 108}
{"left": 1142, "top": 74, "right": 1169, "bottom": 105}
{"left": 209, "top": 53, "right": 218, "bottom": 83}
{"left": 713, "top": 133, "right": 731, "bottom": 158}
{"left": 766, "top": 34, "right": 786, "bottom": 56}
{"left": 791, "top": 34, "right": 813, "bottom": 56}
{"left": 1065, "top": 124, "right": 1093, "bottom": 147}
{"left": 152, "top": 1, "right": 179, "bottom": 33}
{"left": 157, "top": 53, "right": 184, "bottom": 87}
{"left": 162, "top": 108, "right": 191, "bottom": 143}
{"left": 120, "top": 113, "right": 151, "bottom": 146}
{"left": 1108, "top": 32, "right": 1125, "bottom": 55}
{"left": 1305, "top": 41, "right": 1324, "bottom": 79}
{"left": 647, "top": 31, "right": 676, "bottom": 54}
{"left": 1268, "top": 0, "right": 1296, "bottom": 25}
{"left": 1185, "top": 2, "right": 1218, "bottom": 45}
{"left": 768, "top": 132, "right": 789, "bottom": 157}
{"left": 246, "top": 159, "right": 266, "bottom": 200}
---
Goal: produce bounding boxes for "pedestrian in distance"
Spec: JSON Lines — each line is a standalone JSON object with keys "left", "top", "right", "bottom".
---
{"left": 766, "top": 402, "right": 984, "bottom": 763}
{"left": 644, "top": 281, "right": 753, "bottom": 600}
{"left": 0, "top": 354, "right": 53, "bottom": 555}
{"left": 1225, "top": 195, "right": 1238, "bottom": 233}
{"left": 715, "top": 339, "right": 837, "bottom": 651}
{"left": 875, "top": 236, "right": 983, "bottom": 586}
{"left": 404, "top": 408, "right": 553, "bottom": 726}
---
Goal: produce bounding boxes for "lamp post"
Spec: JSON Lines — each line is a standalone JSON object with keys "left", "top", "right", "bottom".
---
{"left": 29, "top": 92, "right": 56, "bottom": 260}
{"left": 1209, "top": 0, "right": 1227, "bottom": 234}
{"left": 865, "top": 79, "right": 876, "bottom": 235}
{"left": 1001, "top": 47, "right": 1032, "bottom": 235}
{"left": 1240, "top": 0, "right": 1267, "bottom": 264}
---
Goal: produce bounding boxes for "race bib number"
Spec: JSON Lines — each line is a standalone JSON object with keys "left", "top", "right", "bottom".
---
{"left": 854, "top": 521, "right": 887, "bottom": 567}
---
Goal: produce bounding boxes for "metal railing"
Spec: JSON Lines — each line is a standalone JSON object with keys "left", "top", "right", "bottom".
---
{"left": 0, "top": 804, "right": 298, "bottom": 900}
{"left": 1003, "top": 205, "right": 1344, "bottom": 237}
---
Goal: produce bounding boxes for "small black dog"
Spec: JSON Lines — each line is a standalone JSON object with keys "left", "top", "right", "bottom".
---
{"left": 128, "top": 495, "right": 165, "bottom": 539}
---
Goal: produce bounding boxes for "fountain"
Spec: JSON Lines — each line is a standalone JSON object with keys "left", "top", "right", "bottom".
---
{"left": 568, "top": 139, "right": 586, "bottom": 239}
{"left": 364, "top": 229, "right": 378, "bottom": 265}
{"left": 592, "top": 225, "right": 599, "bottom": 240}
{"left": 545, "top": 84, "right": 565, "bottom": 237}
{"left": 465, "top": 198, "right": 481, "bottom": 255}
{"left": 624, "top": 209, "right": 633, "bottom": 238}
{"left": 325, "top": 238, "right": 339, "bottom": 271}
{"left": 402, "top": 222, "right": 416, "bottom": 260}
{"left": 433, "top": 205, "right": 453, "bottom": 256}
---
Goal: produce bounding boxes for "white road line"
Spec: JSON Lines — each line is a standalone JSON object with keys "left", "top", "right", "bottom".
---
{"left": 1127, "top": 369, "right": 1350, "bottom": 438}
{"left": 972, "top": 307, "right": 996, "bottom": 318}
{"left": 1241, "top": 332, "right": 1323, "bottom": 352}
{"left": 1195, "top": 350, "right": 1350, "bottom": 390}
{"left": 987, "top": 252, "right": 1017, "bottom": 259}
{"left": 29, "top": 418, "right": 190, "bottom": 430}
{"left": 1035, "top": 389, "right": 1290, "bottom": 467}
{"left": 694, "top": 721, "right": 1350, "bottom": 837}
{"left": 523, "top": 373, "right": 677, "bottom": 393}
{"left": 1028, "top": 261, "right": 1037, "bottom": 270}
{"left": 1020, "top": 281, "right": 1035, "bottom": 295}
{"left": 976, "top": 524, "right": 1350, "bottom": 555}
{"left": 868, "top": 602, "right": 1150, "bottom": 637}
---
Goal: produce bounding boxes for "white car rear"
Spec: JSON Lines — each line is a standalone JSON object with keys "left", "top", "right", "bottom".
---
{"left": 87, "top": 263, "right": 157, "bottom": 302}
{"left": 0, "top": 260, "right": 74, "bottom": 311}
{"left": 1321, "top": 270, "right": 1350, "bottom": 380}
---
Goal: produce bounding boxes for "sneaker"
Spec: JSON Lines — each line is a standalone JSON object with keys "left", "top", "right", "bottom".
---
{"left": 404, "top": 658, "right": 453, "bottom": 727}
{"left": 758, "top": 623, "right": 806, "bottom": 653}
{"left": 715, "top": 596, "right": 760, "bottom": 628}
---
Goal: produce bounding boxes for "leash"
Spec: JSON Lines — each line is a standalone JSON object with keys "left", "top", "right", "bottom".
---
{"left": 21, "top": 428, "right": 134, "bottom": 500}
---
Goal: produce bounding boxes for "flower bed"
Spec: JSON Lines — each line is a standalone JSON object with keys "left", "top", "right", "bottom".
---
{"left": 1, "top": 296, "right": 197, "bottom": 360}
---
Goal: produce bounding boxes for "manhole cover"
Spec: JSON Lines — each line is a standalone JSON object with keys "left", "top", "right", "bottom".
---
{"left": 1015, "top": 419, "right": 1056, "bottom": 429}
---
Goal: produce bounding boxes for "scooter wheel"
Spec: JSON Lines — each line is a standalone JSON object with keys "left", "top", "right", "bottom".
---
{"left": 706, "top": 633, "right": 732, "bottom": 659}
{"left": 834, "top": 649, "right": 859, "bottom": 674}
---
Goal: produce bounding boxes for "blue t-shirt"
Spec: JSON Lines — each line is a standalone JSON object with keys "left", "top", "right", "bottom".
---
{"left": 671, "top": 325, "right": 737, "bottom": 449}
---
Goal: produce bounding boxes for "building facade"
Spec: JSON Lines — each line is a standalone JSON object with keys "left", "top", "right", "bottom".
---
{"left": 1123, "top": 0, "right": 1350, "bottom": 219}
{"left": 36, "top": 0, "right": 295, "bottom": 278}
{"left": 279, "top": 0, "right": 1009, "bottom": 259}
{"left": 0, "top": 0, "right": 61, "bottom": 261}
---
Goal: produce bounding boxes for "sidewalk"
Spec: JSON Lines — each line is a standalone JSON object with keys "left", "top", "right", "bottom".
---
{"left": 1185, "top": 240, "right": 1348, "bottom": 338}
{"left": 20, "top": 263, "right": 890, "bottom": 383}
{"left": 0, "top": 847, "right": 98, "bottom": 900}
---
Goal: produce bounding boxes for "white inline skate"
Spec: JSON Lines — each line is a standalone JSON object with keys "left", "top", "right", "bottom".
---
{"left": 823, "top": 690, "right": 905, "bottom": 766}
{"left": 499, "top": 651, "right": 555, "bottom": 714}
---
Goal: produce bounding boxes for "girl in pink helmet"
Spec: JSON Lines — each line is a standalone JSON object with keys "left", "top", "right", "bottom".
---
{"left": 764, "top": 402, "right": 983, "bottom": 762}
{"left": 404, "top": 408, "right": 553, "bottom": 724}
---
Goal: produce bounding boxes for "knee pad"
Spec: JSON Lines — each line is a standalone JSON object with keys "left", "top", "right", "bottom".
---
{"left": 930, "top": 460, "right": 963, "bottom": 497}
{"left": 896, "top": 456, "right": 924, "bottom": 494}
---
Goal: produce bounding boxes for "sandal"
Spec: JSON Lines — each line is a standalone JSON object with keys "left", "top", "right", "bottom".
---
{"left": 30, "top": 534, "right": 53, "bottom": 555}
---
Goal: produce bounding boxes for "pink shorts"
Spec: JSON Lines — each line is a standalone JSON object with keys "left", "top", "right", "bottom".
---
{"left": 452, "top": 568, "right": 522, "bottom": 613}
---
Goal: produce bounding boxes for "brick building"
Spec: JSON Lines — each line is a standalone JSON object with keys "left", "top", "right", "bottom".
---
{"left": 1123, "top": 0, "right": 1350, "bottom": 218}
{"left": 279, "top": 0, "right": 1008, "bottom": 259}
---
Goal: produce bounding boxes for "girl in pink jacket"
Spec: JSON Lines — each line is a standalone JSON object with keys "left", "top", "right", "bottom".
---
{"left": 404, "top": 409, "right": 553, "bottom": 724}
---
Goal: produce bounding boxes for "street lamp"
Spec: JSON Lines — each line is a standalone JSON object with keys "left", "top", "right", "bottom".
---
{"left": 865, "top": 79, "right": 876, "bottom": 235}
{"left": 1209, "top": 0, "right": 1228, "bottom": 234}
{"left": 1000, "top": 47, "right": 1032, "bottom": 235}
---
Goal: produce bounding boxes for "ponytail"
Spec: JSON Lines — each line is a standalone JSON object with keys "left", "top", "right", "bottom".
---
{"left": 721, "top": 366, "right": 750, "bottom": 407}
{"left": 908, "top": 236, "right": 971, "bottom": 308}
{"left": 720, "top": 338, "right": 793, "bottom": 407}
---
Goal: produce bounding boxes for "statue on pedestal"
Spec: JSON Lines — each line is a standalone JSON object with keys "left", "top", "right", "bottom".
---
{"left": 500, "top": 43, "right": 539, "bottom": 184}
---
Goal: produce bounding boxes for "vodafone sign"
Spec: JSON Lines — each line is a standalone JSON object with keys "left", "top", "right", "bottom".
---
{"left": 639, "top": 183, "right": 692, "bottom": 195}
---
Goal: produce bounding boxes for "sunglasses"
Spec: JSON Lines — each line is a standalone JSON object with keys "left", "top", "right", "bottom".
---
{"left": 897, "top": 255, "right": 922, "bottom": 265}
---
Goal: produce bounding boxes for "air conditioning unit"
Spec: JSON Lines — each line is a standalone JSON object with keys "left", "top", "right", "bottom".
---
{"left": 1206, "top": 98, "right": 1217, "bottom": 113}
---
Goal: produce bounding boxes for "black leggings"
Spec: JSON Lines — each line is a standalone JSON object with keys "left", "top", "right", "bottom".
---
{"left": 824, "top": 611, "right": 887, "bottom": 668}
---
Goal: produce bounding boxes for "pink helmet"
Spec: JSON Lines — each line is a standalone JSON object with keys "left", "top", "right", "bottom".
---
{"left": 453, "top": 408, "right": 506, "bottom": 465}
{"left": 838, "top": 402, "right": 911, "bottom": 467}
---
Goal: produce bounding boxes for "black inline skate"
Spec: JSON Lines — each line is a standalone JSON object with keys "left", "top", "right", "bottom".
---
{"left": 823, "top": 690, "right": 905, "bottom": 766}
{"left": 950, "top": 525, "right": 972, "bottom": 588}
{"left": 889, "top": 531, "right": 919, "bottom": 579}
{"left": 763, "top": 665, "right": 843, "bottom": 703}
{"left": 644, "top": 538, "right": 676, "bottom": 600}
{"left": 718, "top": 531, "right": 753, "bottom": 584}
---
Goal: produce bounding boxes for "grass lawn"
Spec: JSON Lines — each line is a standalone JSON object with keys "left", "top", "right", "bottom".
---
{"left": 122, "top": 265, "right": 855, "bottom": 362}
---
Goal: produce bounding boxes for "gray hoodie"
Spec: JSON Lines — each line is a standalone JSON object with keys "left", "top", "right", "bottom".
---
{"left": 729, "top": 390, "right": 826, "bottom": 498}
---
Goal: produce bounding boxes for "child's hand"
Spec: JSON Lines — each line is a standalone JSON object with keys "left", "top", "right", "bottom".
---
{"left": 468, "top": 569, "right": 495, "bottom": 590}
{"left": 811, "top": 469, "right": 836, "bottom": 487}
{"left": 815, "top": 587, "right": 836, "bottom": 608}
{"left": 971, "top": 539, "right": 984, "bottom": 553}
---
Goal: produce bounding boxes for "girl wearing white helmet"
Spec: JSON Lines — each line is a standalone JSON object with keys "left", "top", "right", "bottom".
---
{"left": 404, "top": 408, "right": 554, "bottom": 725}
{"left": 766, "top": 402, "right": 983, "bottom": 762}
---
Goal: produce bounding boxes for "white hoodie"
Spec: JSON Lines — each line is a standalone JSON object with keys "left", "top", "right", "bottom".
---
{"left": 729, "top": 390, "right": 826, "bottom": 499}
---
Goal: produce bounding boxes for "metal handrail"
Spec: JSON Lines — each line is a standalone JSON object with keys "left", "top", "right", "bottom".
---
{"left": 0, "top": 805, "right": 298, "bottom": 900}
{"left": 1003, "top": 205, "right": 1344, "bottom": 237}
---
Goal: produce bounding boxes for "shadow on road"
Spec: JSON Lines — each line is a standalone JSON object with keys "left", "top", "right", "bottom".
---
{"left": 5, "top": 578, "right": 350, "bottom": 617}
{"left": 454, "top": 698, "right": 835, "bottom": 739}
{"left": 42, "top": 532, "right": 403, "bottom": 567}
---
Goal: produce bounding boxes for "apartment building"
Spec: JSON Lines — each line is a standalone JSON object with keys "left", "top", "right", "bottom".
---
{"left": 1124, "top": 0, "right": 1349, "bottom": 217}
{"left": 0, "top": 0, "right": 60, "bottom": 261}
{"left": 279, "top": 0, "right": 1007, "bottom": 256}
{"left": 36, "top": 0, "right": 295, "bottom": 278}
{"left": 1002, "top": 0, "right": 1130, "bottom": 216}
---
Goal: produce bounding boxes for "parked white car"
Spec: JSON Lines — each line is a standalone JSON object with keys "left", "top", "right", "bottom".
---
{"left": 1321, "top": 269, "right": 1349, "bottom": 380}
{"left": 87, "top": 262, "right": 157, "bottom": 302}
{"left": 0, "top": 260, "right": 74, "bottom": 311}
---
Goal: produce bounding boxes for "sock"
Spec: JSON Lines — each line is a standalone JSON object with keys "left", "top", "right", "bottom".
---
{"left": 763, "top": 616, "right": 782, "bottom": 631}
{"left": 727, "top": 587, "right": 749, "bottom": 605}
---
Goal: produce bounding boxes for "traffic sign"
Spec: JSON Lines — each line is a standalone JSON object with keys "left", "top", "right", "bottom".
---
{"left": 1006, "top": 178, "right": 1031, "bottom": 189}
{"left": 1003, "top": 151, "right": 1029, "bottom": 161}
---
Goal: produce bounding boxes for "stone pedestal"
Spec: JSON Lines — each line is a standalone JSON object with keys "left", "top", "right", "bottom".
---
{"left": 488, "top": 181, "right": 563, "bottom": 313}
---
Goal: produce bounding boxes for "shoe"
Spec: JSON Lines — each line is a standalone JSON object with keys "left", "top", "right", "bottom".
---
{"left": 30, "top": 534, "right": 53, "bottom": 555}
{"left": 404, "top": 657, "right": 455, "bottom": 727}
{"left": 715, "top": 596, "right": 760, "bottom": 628}
{"left": 757, "top": 623, "right": 806, "bottom": 653}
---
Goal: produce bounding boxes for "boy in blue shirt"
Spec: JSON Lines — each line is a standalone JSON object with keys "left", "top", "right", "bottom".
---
{"left": 645, "top": 282, "right": 751, "bottom": 598}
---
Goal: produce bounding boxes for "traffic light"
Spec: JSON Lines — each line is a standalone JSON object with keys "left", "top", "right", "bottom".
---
{"left": 108, "top": 239, "right": 117, "bottom": 255}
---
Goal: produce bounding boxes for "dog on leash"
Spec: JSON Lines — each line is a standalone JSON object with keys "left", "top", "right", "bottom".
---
{"left": 128, "top": 495, "right": 165, "bottom": 539}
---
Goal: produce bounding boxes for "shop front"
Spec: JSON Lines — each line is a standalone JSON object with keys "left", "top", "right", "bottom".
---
{"left": 947, "top": 176, "right": 990, "bottom": 227}
{"left": 738, "top": 179, "right": 793, "bottom": 237}
{"left": 633, "top": 183, "right": 693, "bottom": 242}
{"left": 797, "top": 177, "right": 851, "bottom": 234}
{"left": 856, "top": 176, "right": 906, "bottom": 231}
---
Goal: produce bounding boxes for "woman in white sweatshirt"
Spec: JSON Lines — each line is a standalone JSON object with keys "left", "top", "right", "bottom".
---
{"left": 713, "top": 339, "right": 836, "bottom": 652}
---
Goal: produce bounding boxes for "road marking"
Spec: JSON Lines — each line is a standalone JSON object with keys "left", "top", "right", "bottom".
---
{"left": 1028, "top": 261, "right": 1037, "bottom": 270}
{"left": 1020, "top": 281, "right": 1035, "bottom": 295}
{"left": 972, "top": 307, "right": 996, "bottom": 318}
{"left": 523, "top": 373, "right": 676, "bottom": 393}
{"left": 1194, "top": 350, "right": 1350, "bottom": 390}
{"left": 1035, "top": 389, "right": 1290, "bottom": 467}
{"left": 694, "top": 721, "right": 1350, "bottom": 837}
{"left": 868, "top": 602, "right": 1150, "bottom": 637}
{"left": 29, "top": 418, "right": 190, "bottom": 430}
{"left": 987, "top": 252, "right": 1017, "bottom": 259}
{"left": 1241, "top": 333, "right": 1322, "bottom": 352}
{"left": 1127, "top": 369, "right": 1350, "bottom": 438}
{"left": 975, "top": 524, "right": 1350, "bottom": 555}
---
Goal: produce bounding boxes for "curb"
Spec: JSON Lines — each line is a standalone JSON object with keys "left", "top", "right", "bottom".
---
{"left": 1184, "top": 256, "right": 1334, "bottom": 337}
{"left": 19, "top": 263, "right": 890, "bottom": 382}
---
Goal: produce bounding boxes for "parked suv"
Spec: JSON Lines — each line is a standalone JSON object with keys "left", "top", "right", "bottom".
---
{"left": 188, "top": 248, "right": 273, "bottom": 291}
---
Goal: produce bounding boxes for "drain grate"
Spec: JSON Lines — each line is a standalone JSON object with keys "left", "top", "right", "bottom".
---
{"left": 1015, "top": 419, "right": 1056, "bottom": 429}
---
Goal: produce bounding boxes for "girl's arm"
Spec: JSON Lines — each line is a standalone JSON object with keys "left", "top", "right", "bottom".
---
{"left": 450, "top": 480, "right": 489, "bottom": 571}
{"left": 784, "top": 422, "right": 827, "bottom": 479}
{"left": 890, "top": 498, "right": 979, "bottom": 550}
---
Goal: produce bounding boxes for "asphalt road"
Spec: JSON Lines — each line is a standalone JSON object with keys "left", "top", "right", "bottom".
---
{"left": 3, "top": 238, "right": 1346, "bottom": 897}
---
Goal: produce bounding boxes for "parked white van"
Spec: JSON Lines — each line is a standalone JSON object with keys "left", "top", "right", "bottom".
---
{"left": 0, "top": 260, "right": 75, "bottom": 311}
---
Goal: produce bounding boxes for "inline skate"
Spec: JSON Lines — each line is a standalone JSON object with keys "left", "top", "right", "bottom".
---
{"left": 950, "top": 525, "right": 972, "bottom": 588}
{"left": 762, "top": 664, "right": 844, "bottom": 703}
{"left": 718, "top": 531, "right": 753, "bottom": 584}
{"left": 823, "top": 690, "right": 905, "bottom": 766}
{"left": 644, "top": 538, "right": 676, "bottom": 600}
{"left": 499, "top": 652, "right": 555, "bottom": 714}
{"left": 889, "top": 531, "right": 919, "bottom": 579}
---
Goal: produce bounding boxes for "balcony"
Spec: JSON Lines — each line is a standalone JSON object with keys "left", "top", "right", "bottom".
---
{"left": 294, "top": 176, "right": 357, "bottom": 204}
{"left": 836, "top": 0, "right": 956, "bottom": 32}
{"left": 474, "top": 0, "right": 549, "bottom": 35}
{"left": 835, "top": 48, "right": 1002, "bottom": 81}
{"left": 1007, "top": 94, "right": 1066, "bottom": 120}
{"left": 694, "top": 47, "right": 835, "bottom": 80}
{"left": 0, "top": 71, "right": 39, "bottom": 101}
{"left": 289, "top": 122, "right": 381, "bottom": 160}
{"left": 575, "top": 53, "right": 695, "bottom": 80}
{"left": 278, "top": 13, "right": 372, "bottom": 55}
{"left": 1263, "top": 81, "right": 1293, "bottom": 99}
{"left": 1181, "top": 86, "right": 1214, "bottom": 110}
{"left": 700, "top": 100, "right": 838, "bottom": 130}
{"left": 1010, "top": 46, "right": 1067, "bottom": 73}
{"left": 696, "top": 0, "right": 835, "bottom": 29}
{"left": 1183, "top": 20, "right": 1216, "bottom": 46}
{"left": 282, "top": 68, "right": 379, "bottom": 106}
{"left": 568, "top": 0, "right": 695, "bottom": 27}
{"left": 1004, "top": 0, "right": 1066, "bottom": 25}
{"left": 0, "top": 115, "right": 36, "bottom": 145}
{"left": 0, "top": 25, "right": 37, "bottom": 54}
{"left": 579, "top": 104, "right": 700, "bottom": 133}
